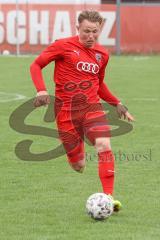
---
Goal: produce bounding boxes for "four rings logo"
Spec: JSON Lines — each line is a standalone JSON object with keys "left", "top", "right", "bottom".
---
{"left": 77, "top": 61, "right": 99, "bottom": 74}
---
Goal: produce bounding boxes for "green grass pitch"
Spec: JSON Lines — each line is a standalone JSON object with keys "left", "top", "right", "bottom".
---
{"left": 0, "top": 55, "right": 160, "bottom": 240}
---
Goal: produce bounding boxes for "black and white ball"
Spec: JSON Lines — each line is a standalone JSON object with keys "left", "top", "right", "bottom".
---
{"left": 86, "top": 193, "right": 113, "bottom": 220}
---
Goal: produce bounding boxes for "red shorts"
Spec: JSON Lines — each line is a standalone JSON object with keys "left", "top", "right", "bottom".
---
{"left": 56, "top": 104, "right": 110, "bottom": 163}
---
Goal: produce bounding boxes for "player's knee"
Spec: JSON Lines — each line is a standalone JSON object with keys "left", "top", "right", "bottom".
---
{"left": 95, "top": 137, "right": 111, "bottom": 153}
{"left": 70, "top": 160, "right": 85, "bottom": 173}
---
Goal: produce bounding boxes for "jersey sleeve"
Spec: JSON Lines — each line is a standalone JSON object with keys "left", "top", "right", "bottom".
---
{"left": 98, "top": 56, "right": 120, "bottom": 106}
{"left": 30, "top": 40, "right": 64, "bottom": 92}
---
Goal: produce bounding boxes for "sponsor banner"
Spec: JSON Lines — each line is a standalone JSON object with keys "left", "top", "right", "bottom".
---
{"left": 0, "top": 4, "right": 160, "bottom": 53}
{"left": 121, "top": 6, "right": 160, "bottom": 53}
{"left": 0, "top": 0, "right": 100, "bottom": 4}
{"left": 0, "top": 4, "right": 116, "bottom": 53}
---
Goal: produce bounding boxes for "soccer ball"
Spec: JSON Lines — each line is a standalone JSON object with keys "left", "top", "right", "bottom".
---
{"left": 86, "top": 193, "right": 113, "bottom": 220}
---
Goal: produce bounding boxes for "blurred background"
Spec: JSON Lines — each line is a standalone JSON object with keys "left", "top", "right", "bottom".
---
{"left": 0, "top": 2, "right": 160, "bottom": 239}
{"left": 0, "top": 0, "right": 160, "bottom": 55}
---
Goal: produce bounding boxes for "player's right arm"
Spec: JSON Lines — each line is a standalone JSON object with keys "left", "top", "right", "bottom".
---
{"left": 30, "top": 40, "right": 64, "bottom": 107}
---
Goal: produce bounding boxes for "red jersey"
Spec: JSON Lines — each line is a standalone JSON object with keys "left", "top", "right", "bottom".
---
{"left": 30, "top": 36, "right": 120, "bottom": 109}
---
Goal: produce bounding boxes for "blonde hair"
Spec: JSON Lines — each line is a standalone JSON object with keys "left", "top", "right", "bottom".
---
{"left": 78, "top": 10, "right": 103, "bottom": 25}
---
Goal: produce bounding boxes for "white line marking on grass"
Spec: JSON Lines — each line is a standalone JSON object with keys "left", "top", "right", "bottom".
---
{"left": 0, "top": 54, "right": 37, "bottom": 58}
{"left": 133, "top": 56, "right": 150, "bottom": 61}
{"left": 120, "top": 97, "right": 158, "bottom": 102}
{"left": 132, "top": 98, "right": 158, "bottom": 101}
{"left": 138, "top": 124, "right": 160, "bottom": 128}
{"left": 0, "top": 92, "right": 27, "bottom": 102}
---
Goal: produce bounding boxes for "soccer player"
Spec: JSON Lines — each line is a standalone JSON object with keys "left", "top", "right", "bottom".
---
{"left": 30, "top": 10, "right": 134, "bottom": 211}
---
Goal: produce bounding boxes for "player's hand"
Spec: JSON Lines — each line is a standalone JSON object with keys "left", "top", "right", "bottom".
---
{"left": 116, "top": 103, "right": 134, "bottom": 122}
{"left": 33, "top": 91, "right": 50, "bottom": 107}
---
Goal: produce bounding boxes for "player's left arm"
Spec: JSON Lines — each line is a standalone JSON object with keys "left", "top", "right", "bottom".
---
{"left": 98, "top": 58, "right": 134, "bottom": 122}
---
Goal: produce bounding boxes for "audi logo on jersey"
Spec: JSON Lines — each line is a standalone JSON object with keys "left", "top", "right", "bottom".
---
{"left": 77, "top": 61, "right": 99, "bottom": 74}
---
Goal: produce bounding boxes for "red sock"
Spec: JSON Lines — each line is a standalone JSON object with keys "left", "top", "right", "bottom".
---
{"left": 98, "top": 150, "right": 115, "bottom": 195}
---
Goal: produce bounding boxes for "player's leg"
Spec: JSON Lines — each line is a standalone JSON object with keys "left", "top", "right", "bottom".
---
{"left": 58, "top": 128, "right": 86, "bottom": 173}
{"left": 84, "top": 110, "right": 122, "bottom": 211}
{"left": 84, "top": 110, "right": 115, "bottom": 194}
{"left": 95, "top": 137, "right": 115, "bottom": 195}
{"left": 66, "top": 140, "right": 86, "bottom": 173}
{"left": 95, "top": 137, "right": 122, "bottom": 211}
{"left": 56, "top": 110, "right": 86, "bottom": 173}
